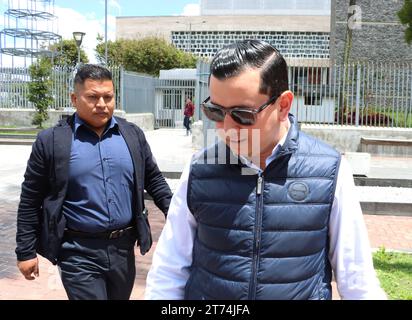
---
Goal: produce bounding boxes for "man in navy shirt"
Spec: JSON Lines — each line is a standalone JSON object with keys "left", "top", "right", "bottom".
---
{"left": 16, "top": 64, "right": 172, "bottom": 300}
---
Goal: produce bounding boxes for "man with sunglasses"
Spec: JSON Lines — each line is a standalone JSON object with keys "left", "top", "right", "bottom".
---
{"left": 145, "top": 40, "right": 386, "bottom": 300}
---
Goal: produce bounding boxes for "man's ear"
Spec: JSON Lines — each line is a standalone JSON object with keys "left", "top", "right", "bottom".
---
{"left": 70, "top": 92, "right": 77, "bottom": 108}
{"left": 278, "top": 90, "right": 294, "bottom": 121}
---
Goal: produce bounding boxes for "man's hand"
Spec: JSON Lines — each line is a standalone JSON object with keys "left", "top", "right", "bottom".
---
{"left": 17, "top": 257, "right": 39, "bottom": 280}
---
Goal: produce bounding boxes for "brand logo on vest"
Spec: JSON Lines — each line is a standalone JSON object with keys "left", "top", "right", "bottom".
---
{"left": 288, "top": 182, "right": 309, "bottom": 202}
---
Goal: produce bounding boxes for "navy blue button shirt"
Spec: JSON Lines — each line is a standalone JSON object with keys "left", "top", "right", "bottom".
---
{"left": 62, "top": 113, "right": 135, "bottom": 233}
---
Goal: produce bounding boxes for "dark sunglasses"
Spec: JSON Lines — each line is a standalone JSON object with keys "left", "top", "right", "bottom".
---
{"left": 201, "top": 93, "right": 280, "bottom": 126}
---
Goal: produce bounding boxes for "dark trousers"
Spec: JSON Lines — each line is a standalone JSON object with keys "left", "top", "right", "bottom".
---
{"left": 183, "top": 116, "right": 191, "bottom": 131}
{"left": 57, "top": 233, "right": 136, "bottom": 300}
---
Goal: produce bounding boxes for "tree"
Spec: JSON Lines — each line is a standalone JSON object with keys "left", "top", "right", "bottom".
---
{"left": 47, "top": 39, "right": 89, "bottom": 67}
{"left": 95, "top": 36, "right": 197, "bottom": 76}
{"left": 95, "top": 34, "right": 125, "bottom": 66}
{"left": 37, "top": 39, "right": 89, "bottom": 111}
{"left": 398, "top": 0, "right": 412, "bottom": 45}
{"left": 28, "top": 59, "right": 54, "bottom": 128}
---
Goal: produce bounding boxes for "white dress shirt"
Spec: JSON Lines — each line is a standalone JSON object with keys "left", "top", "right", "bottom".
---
{"left": 145, "top": 130, "right": 387, "bottom": 300}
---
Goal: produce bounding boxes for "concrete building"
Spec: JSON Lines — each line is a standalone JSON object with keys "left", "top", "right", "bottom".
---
{"left": 200, "top": 0, "right": 330, "bottom": 16}
{"left": 116, "top": 0, "right": 331, "bottom": 61}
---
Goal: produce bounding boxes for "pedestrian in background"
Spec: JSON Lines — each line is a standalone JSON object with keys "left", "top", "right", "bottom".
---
{"left": 183, "top": 97, "right": 194, "bottom": 136}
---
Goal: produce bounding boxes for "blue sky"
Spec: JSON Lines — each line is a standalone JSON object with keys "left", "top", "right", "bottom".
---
{"left": 0, "top": 0, "right": 200, "bottom": 64}
{"left": 54, "top": 0, "right": 200, "bottom": 18}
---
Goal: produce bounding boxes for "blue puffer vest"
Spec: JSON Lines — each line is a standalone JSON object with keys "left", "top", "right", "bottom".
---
{"left": 185, "top": 114, "right": 341, "bottom": 300}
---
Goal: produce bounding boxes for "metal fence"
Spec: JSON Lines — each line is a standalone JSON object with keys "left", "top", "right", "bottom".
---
{"left": 0, "top": 67, "right": 31, "bottom": 108}
{"left": 0, "top": 65, "right": 121, "bottom": 110}
{"left": 2, "top": 61, "right": 411, "bottom": 129}
{"left": 122, "top": 71, "right": 196, "bottom": 128}
{"left": 154, "top": 79, "right": 195, "bottom": 128}
{"left": 122, "top": 71, "right": 156, "bottom": 114}
{"left": 197, "top": 60, "right": 412, "bottom": 128}
{"left": 196, "top": 60, "right": 213, "bottom": 131}
{"left": 289, "top": 60, "right": 412, "bottom": 128}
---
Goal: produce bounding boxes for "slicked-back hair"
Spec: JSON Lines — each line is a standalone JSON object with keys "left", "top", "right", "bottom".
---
{"left": 210, "top": 39, "right": 289, "bottom": 98}
{"left": 73, "top": 64, "right": 113, "bottom": 87}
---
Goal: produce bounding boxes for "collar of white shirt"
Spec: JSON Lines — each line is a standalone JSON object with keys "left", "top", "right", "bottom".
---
{"left": 238, "top": 119, "right": 291, "bottom": 173}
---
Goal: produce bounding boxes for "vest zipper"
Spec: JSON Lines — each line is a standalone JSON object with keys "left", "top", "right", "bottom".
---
{"left": 249, "top": 173, "right": 264, "bottom": 299}
{"left": 257, "top": 176, "right": 263, "bottom": 195}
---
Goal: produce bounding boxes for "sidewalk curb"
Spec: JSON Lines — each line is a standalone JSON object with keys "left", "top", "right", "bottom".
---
{"left": 361, "top": 202, "right": 412, "bottom": 217}
{"left": 371, "top": 248, "right": 412, "bottom": 254}
{"left": 0, "top": 138, "right": 34, "bottom": 145}
{"left": 355, "top": 177, "right": 412, "bottom": 188}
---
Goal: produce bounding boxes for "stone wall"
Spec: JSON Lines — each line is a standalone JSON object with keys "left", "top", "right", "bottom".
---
{"left": 333, "top": 0, "right": 412, "bottom": 63}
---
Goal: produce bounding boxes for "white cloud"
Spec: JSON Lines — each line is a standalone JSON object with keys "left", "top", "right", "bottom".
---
{"left": 108, "top": 0, "right": 121, "bottom": 15}
{"left": 54, "top": 6, "right": 117, "bottom": 63}
{"left": 181, "top": 3, "right": 200, "bottom": 16}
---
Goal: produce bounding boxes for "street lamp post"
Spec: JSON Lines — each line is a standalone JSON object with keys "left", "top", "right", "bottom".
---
{"left": 72, "top": 31, "right": 85, "bottom": 66}
{"left": 105, "top": 0, "right": 108, "bottom": 65}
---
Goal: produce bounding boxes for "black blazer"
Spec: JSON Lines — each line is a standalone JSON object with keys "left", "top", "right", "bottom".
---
{"left": 15, "top": 115, "right": 172, "bottom": 264}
